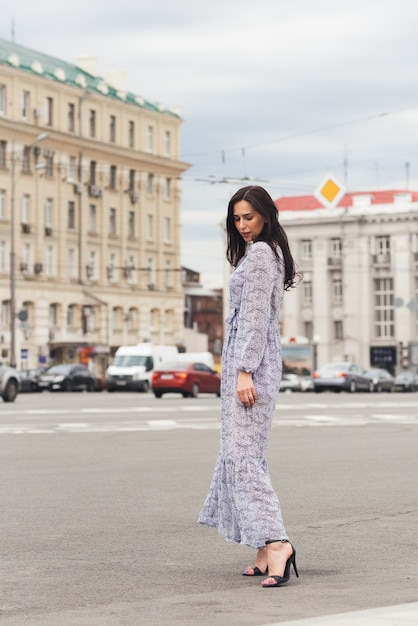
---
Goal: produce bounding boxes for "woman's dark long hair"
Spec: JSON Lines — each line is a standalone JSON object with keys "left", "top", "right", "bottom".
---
{"left": 226, "top": 185, "right": 299, "bottom": 290}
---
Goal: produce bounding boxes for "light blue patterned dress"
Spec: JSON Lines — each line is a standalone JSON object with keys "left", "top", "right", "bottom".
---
{"left": 198, "top": 241, "right": 289, "bottom": 550}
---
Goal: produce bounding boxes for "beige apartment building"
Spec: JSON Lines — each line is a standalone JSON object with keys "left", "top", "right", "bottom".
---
{"left": 0, "top": 38, "right": 189, "bottom": 373}
{"left": 276, "top": 189, "right": 418, "bottom": 374}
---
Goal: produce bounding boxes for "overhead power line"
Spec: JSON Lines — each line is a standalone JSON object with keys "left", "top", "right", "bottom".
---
{"left": 182, "top": 104, "right": 418, "bottom": 159}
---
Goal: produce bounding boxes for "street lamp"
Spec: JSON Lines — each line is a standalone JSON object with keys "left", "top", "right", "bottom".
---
{"left": 9, "top": 132, "right": 48, "bottom": 367}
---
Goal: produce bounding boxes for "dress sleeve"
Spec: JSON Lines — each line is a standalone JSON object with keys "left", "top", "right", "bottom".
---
{"left": 234, "top": 242, "right": 281, "bottom": 373}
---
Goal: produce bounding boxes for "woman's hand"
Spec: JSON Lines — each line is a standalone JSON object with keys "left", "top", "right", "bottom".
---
{"left": 237, "top": 371, "right": 256, "bottom": 407}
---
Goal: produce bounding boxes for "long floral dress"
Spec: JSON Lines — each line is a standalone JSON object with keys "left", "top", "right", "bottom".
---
{"left": 198, "top": 241, "right": 289, "bottom": 550}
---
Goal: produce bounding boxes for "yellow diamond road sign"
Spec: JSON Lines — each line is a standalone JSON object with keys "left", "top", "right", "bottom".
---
{"left": 314, "top": 172, "right": 346, "bottom": 209}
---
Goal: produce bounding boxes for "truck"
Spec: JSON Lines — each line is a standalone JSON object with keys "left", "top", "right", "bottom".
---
{"left": 106, "top": 343, "right": 178, "bottom": 392}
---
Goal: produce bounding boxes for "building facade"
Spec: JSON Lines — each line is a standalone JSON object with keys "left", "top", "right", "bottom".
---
{"left": 276, "top": 190, "right": 418, "bottom": 374}
{"left": 0, "top": 38, "right": 189, "bottom": 373}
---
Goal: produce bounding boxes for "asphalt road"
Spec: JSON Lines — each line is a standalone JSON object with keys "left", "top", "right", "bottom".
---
{"left": 1, "top": 391, "right": 417, "bottom": 625}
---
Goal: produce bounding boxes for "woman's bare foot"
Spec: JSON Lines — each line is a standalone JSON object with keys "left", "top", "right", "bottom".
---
{"left": 243, "top": 546, "right": 268, "bottom": 575}
{"left": 261, "top": 541, "right": 292, "bottom": 586}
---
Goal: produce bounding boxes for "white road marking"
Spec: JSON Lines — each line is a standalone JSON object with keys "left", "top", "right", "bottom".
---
{"left": 1, "top": 398, "right": 416, "bottom": 434}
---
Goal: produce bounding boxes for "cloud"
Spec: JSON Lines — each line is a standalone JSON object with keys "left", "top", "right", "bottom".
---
{"left": 4, "top": 0, "right": 418, "bottom": 287}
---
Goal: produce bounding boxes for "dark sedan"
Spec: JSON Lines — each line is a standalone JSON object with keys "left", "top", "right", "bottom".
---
{"left": 313, "top": 362, "right": 373, "bottom": 393}
{"left": 151, "top": 361, "right": 221, "bottom": 398}
{"left": 364, "top": 368, "right": 396, "bottom": 393}
{"left": 38, "top": 364, "right": 97, "bottom": 392}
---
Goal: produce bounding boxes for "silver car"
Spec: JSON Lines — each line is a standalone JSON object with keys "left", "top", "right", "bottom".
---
{"left": 0, "top": 365, "right": 19, "bottom": 402}
{"left": 313, "top": 362, "right": 373, "bottom": 393}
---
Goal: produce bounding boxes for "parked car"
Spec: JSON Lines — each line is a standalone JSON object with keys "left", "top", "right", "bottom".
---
{"left": 280, "top": 373, "right": 303, "bottom": 392}
{"left": 0, "top": 365, "right": 19, "bottom": 402}
{"left": 38, "top": 364, "right": 97, "bottom": 392}
{"left": 151, "top": 361, "right": 221, "bottom": 398}
{"left": 364, "top": 368, "right": 395, "bottom": 392}
{"left": 312, "top": 362, "right": 373, "bottom": 393}
{"left": 394, "top": 372, "right": 418, "bottom": 392}
{"left": 18, "top": 368, "right": 45, "bottom": 393}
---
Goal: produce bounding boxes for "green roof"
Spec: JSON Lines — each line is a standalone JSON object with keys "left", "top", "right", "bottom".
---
{"left": 0, "top": 37, "right": 180, "bottom": 118}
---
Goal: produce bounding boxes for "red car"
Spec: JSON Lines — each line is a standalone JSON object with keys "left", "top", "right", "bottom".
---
{"left": 151, "top": 361, "right": 221, "bottom": 398}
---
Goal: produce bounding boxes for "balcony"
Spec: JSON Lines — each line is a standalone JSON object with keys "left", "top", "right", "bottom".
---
{"left": 372, "top": 253, "right": 391, "bottom": 266}
{"left": 88, "top": 184, "right": 102, "bottom": 198}
{"left": 328, "top": 256, "right": 342, "bottom": 267}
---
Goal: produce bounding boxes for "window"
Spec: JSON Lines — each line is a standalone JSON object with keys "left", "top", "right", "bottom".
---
{"left": 109, "top": 208, "right": 116, "bottom": 236}
{"left": 127, "top": 256, "right": 135, "bottom": 283}
{"left": 45, "top": 198, "right": 53, "bottom": 227}
{"left": 374, "top": 278, "right": 394, "bottom": 338}
{"left": 0, "top": 189, "right": 5, "bottom": 218}
{"left": 22, "top": 194, "right": 30, "bottom": 224}
{"left": 164, "top": 178, "right": 171, "bottom": 200}
{"left": 147, "top": 173, "right": 154, "bottom": 195}
{"left": 67, "top": 248, "right": 75, "bottom": 278}
{"left": 164, "top": 130, "right": 171, "bottom": 156}
{"left": 89, "top": 109, "right": 96, "bottom": 138}
{"left": 301, "top": 240, "right": 312, "bottom": 260}
{"left": 375, "top": 235, "right": 391, "bottom": 262}
{"left": 68, "top": 155, "right": 76, "bottom": 181}
{"left": 0, "top": 241, "right": 6, "bottom": 272}
{"left": 108, "top": 253, "right": 116, "bottom": 281}
{"left": 22, "top": 243, "right": 30, "bottom": 267}
{"left": 376, "top": 236, "right": 390, "bottom": 255}
{"left": 1, "top": 299, "right": 9, "bottom": 323}
{"left": 22, "top": 146, "right": 31, "bottom": 174}
{"left": 146, "top": 215, "right": 153, "bottom": 240}
{"left": 165, "top": 260, "right": 171, "bottom": 287}
{"left": 128, "top": 211, "right": 135, "bottom": 238}
{"left": 45, "top": 245, "right": 54, "bottom": 276}
{"left": 89, "top": 161, "right": 96, "bottom": 185}
{"left": 109, "top": 115, "right": 116, "bottom": 142}
{"left": 146, "top": 125, "right": 153, "bottom": 152}
{"left": 147, "top": 258, "right": 155, "bottom": 286}
{"left": 109, "top": 165, "right": 117, "bottom": 190}
{"left": 22, "top": 90, "right": 30, "bottom": 119}
{"left": 126, "top": 307, "right": 137, "bottom": 331}
{"left": 87, "top": 251, "right": 96, "bottom": 280}
{"left": 129, "top": 169, "right": 135, "bottom": 192}
{"left": 331, "top": 238, "right": 342, "bottom": 258}
{"left": 303, "top": 280, "right": 312, "bottom": 305}
{"left": 164, "top": 217, "right": 171, "bottom": 242}
{"left": 129, "top": 120, "right": 135, "bottom": 147}
{"left": 304, "top": 321, "right": 313, "bottom": 340}
{"left": 68, "top": 103, "right": 75, "bottom": 132}
{"left": 49, "top": 303, "right": 58, "bottom": 326}
{"left": 68, "top": 201, "right": 75, "bottom": 229}
{"left": 112, "top": 307, "right": 122, "bottom": 331}
{"left": 334, "top": 320, "right": 344, "bottom": 340}
{"left": 0, "top": 85, "right": 6, "bottom": 114}
{"left": 45, "top": 96, "right": 53, "bottom": 126}
{"left": 88, "top": 204, "right": 96, "bottom": 233}
{"left": 332, "top": 279, "right": 343, "bottom": 304}
{"left": 67, "top": 304, "right": 76, "bottom": 326}
{"left": 0, "top": 141, "right": 7, "bottom": 168}
{"left": 45, "top": 152, "right": 54, "bottom": 177}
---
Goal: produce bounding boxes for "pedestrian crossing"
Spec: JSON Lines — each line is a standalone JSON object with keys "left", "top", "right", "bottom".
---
{"left": 0, "top": 400, "right": 416, "bottom": 434}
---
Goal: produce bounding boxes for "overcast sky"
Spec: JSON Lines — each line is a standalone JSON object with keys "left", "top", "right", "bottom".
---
{"left": 3, "top": 0, "right": 418, "bottom": 286}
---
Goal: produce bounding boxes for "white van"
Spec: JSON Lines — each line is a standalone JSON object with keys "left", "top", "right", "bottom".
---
{"left": 176, "top": 352, "right": 215, "bottom": 370}
{"left": 106, "top": 343, "right": 178, "bottom": 392}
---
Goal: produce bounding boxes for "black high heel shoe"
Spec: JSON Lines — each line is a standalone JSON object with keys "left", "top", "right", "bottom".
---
{"left": 261, "top": 545, "right": 299, "bottom": 588}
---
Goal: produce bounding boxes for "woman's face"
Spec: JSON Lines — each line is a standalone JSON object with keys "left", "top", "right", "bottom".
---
{"left": 233, "top": 199, "right": 266, "bottom": 242}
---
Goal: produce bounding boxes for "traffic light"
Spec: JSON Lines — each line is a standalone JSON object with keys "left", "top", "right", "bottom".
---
{"left": 399, "top": 342, "right": 410, "bottom": 369}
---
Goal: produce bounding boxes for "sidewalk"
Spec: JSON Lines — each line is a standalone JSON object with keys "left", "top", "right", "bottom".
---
{"left": 264, "top": 602, "right": 418, "bottom": 626}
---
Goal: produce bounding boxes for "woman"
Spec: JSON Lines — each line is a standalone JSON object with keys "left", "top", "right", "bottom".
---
{"left": 198, "top": 185, "right": 299, "bottom": 588}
